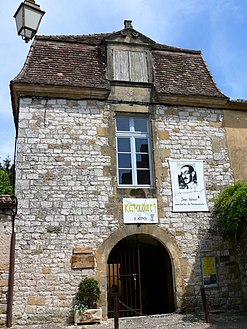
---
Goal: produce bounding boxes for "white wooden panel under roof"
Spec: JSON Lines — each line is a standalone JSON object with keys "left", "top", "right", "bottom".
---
{"left": 112, "top": 49, "right": 148, "bottom": 82}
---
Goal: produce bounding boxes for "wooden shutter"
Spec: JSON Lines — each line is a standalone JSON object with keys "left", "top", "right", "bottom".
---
{"left": 112, "top": 50, "right": 148, "bottom": 82}
{"left": 113, "top": 50, "right": 129, "bottom": 81}
{"left": 129, "top": 51, "right": 148, "bottom": 82}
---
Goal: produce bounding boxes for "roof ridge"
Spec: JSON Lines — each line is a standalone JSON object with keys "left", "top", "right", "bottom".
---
{"left": 153, "top": 43, "right": 202, "bottom": 55}
{"left": 35, "top": 34, "right": 201, "bottom": 55}
{"left": 35, "top": 33, "right": 111, "bottom": 42}
{"left": 153, "top": 43, "right": 201, "bottom": 54}
{"left": 36, "top": 32, "right": 112, "bottom": 39}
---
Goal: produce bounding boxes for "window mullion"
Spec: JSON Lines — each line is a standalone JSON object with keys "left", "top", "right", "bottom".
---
{"left": 129, "top": 118, "right": 136, "bottom": 185}
{"left": 129, "top": 117, "right": 134, "bottom": 131}
{"left": 131, "top": 135, "right": 137, "bottom": 186}
{"left": 147, "top": 138, "right": 152, "bottom": 186}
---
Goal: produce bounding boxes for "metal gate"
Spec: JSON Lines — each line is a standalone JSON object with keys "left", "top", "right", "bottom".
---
{"left": 107, "top": 236, "right": 143, "bottom": 317}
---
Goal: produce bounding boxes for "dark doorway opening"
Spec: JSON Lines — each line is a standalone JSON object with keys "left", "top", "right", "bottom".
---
{"left": 107, "top": 234, "right": 175, "bottom": 318}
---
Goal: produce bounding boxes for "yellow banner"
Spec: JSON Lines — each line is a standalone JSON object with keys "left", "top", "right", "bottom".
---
{"left": 202, "top": 257, "right": 216, "bottom": 276}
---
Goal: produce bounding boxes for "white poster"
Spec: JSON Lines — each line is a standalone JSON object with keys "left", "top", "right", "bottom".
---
{"left": 169, "top": 160, "right": 208, "bottom": 212}
{"left": 123, "top": 198, "right": 158, "bottom": 224}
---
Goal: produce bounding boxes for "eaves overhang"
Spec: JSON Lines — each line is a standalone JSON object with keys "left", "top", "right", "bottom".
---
{"left": 156, "top": 93, "right": 229, "bottom": 109}
{"left": 10, "top": 82, "right": 111, "bottom": 129}
{"left": 225, "top": 100, "right": 247, "bottom": 111}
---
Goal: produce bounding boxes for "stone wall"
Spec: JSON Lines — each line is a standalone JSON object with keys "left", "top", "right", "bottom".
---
{"left": 13, "top": 97, "right": 243, "bottom": 324}
{"left": 223, "top": 110, "right": 247, "bottom": 182}
{"left": 0, "top": 214, "right": 12, "bottom": 326}
{"left": 152, "top": 105, "right": 240, "bottom": 310}
{"left": 14, "top": 98, "right": 114, "bottom": 324}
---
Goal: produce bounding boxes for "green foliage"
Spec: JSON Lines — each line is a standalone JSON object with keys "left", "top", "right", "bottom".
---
{"left": 75, "top": 277, "right": 101, "bottom": 310}
{"left": 0, "top": 157, "right": 14, "bottom": 195}
{"left": 214, "top": 182, "right": 247, "bottom": 236}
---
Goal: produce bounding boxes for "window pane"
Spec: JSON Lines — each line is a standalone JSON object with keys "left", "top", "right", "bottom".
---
{"left": 137, "top": 170, "right": 150, "bottom": 185}
{"left": 117, "top": 138, "right": 130, "bottom": 152}
{"left": 116, "top": 117, "right": 130, "bottom": 131}
{"left": 116, "top": 116, "right": 152, "bottom": 187}
{"left": 119, "top": 170, "right": 132, "bottom": 185}
{"left": 136, "top": 154, "right": 149, "bottom": 168}
{"left": 135, "top": 139, "right": 148, "bottom": 153}
{"left": 134, "top": 118, "right": 148, "bottom": 132}
{"left": 118, "top": 154, "right": 132, "bottom": 168}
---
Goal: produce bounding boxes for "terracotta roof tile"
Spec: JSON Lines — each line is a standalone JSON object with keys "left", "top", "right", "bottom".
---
{"left": 13, "top": 37, "right": 110, "bottom": 90}
{"left": 12, "top": 31, "right": 227, "bottom": 99}
{"left": 153, "top": 50, "right": 225, "bottom": 98}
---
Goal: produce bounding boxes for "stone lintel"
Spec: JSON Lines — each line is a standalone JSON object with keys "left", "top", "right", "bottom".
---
{"left": 112, "top": 104, "right": 150, "bottom": 113}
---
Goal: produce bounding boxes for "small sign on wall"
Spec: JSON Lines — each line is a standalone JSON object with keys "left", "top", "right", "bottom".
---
{"left": 123, "top": 198, "right": 158, "bottom": 224}
{"left": 71, "top": 247, "right": 95, "bottom": 269}
{"left": 200, "top": 256, "right": 218, "bottom": 288}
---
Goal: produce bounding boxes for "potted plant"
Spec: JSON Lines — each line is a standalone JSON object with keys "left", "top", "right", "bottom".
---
{"left": 73, "top": 277, "right": 102, "bottom": 325}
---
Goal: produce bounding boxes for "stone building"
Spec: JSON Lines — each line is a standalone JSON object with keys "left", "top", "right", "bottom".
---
{"left": 0, "top": 196, "right": 17, "bottom": 326}
{"left": 7, "top": 20, "right": 247, "bottom": 325}
{"left": 0, "top": 212, "right": 11, "bottom": 326}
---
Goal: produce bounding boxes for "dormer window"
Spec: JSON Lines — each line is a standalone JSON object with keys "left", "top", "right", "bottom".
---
{"left": 112, "top": 49, "right": 148, "bottom": 82}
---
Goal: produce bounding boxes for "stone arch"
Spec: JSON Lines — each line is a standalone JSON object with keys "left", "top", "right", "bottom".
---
{"left": 95, "top": 225, "right": 187, "bottom": 318}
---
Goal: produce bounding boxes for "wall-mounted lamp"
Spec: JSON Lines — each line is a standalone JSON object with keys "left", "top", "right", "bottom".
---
{"left": 14, "top": 0, "right": 45, "bottom": 43}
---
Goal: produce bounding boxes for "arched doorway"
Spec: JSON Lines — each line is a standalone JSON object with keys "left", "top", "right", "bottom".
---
{"left": 107, "top": 234, "right": 175, "bottom": 318}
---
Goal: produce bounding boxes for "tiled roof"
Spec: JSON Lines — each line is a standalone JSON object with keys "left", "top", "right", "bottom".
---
{"left": 13, "top": 36, "right": 110, "bottom": 90}
{"left": 12, "top": 30, "right": 226, "bottom": 99}
{"left": 153, "top": 50, "right": 225, "bottom": 97}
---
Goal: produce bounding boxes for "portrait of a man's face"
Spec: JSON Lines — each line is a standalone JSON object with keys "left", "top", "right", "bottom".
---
{"left": 169, "top": 159, "right": 208, "bottom": 211}
{"left": 178, "top": 164, "right": 197, "bottom": 189}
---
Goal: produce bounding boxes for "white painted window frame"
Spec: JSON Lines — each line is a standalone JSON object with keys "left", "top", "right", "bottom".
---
{"left": 116, "top": 117, "right": 152, "bottom": 187}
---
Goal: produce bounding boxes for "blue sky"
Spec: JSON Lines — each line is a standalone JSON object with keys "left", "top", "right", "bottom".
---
{"left": 1, "top": 0, "right": 247, "bottom": 161}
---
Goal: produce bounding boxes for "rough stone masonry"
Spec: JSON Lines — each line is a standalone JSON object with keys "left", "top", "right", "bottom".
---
{"left": 11, "top": 96, "right": 242, "bottom": 325}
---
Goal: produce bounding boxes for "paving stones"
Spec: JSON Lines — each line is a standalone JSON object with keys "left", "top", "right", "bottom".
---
{"left": 10, "top": 311, "right": 247, "bottom": 329}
